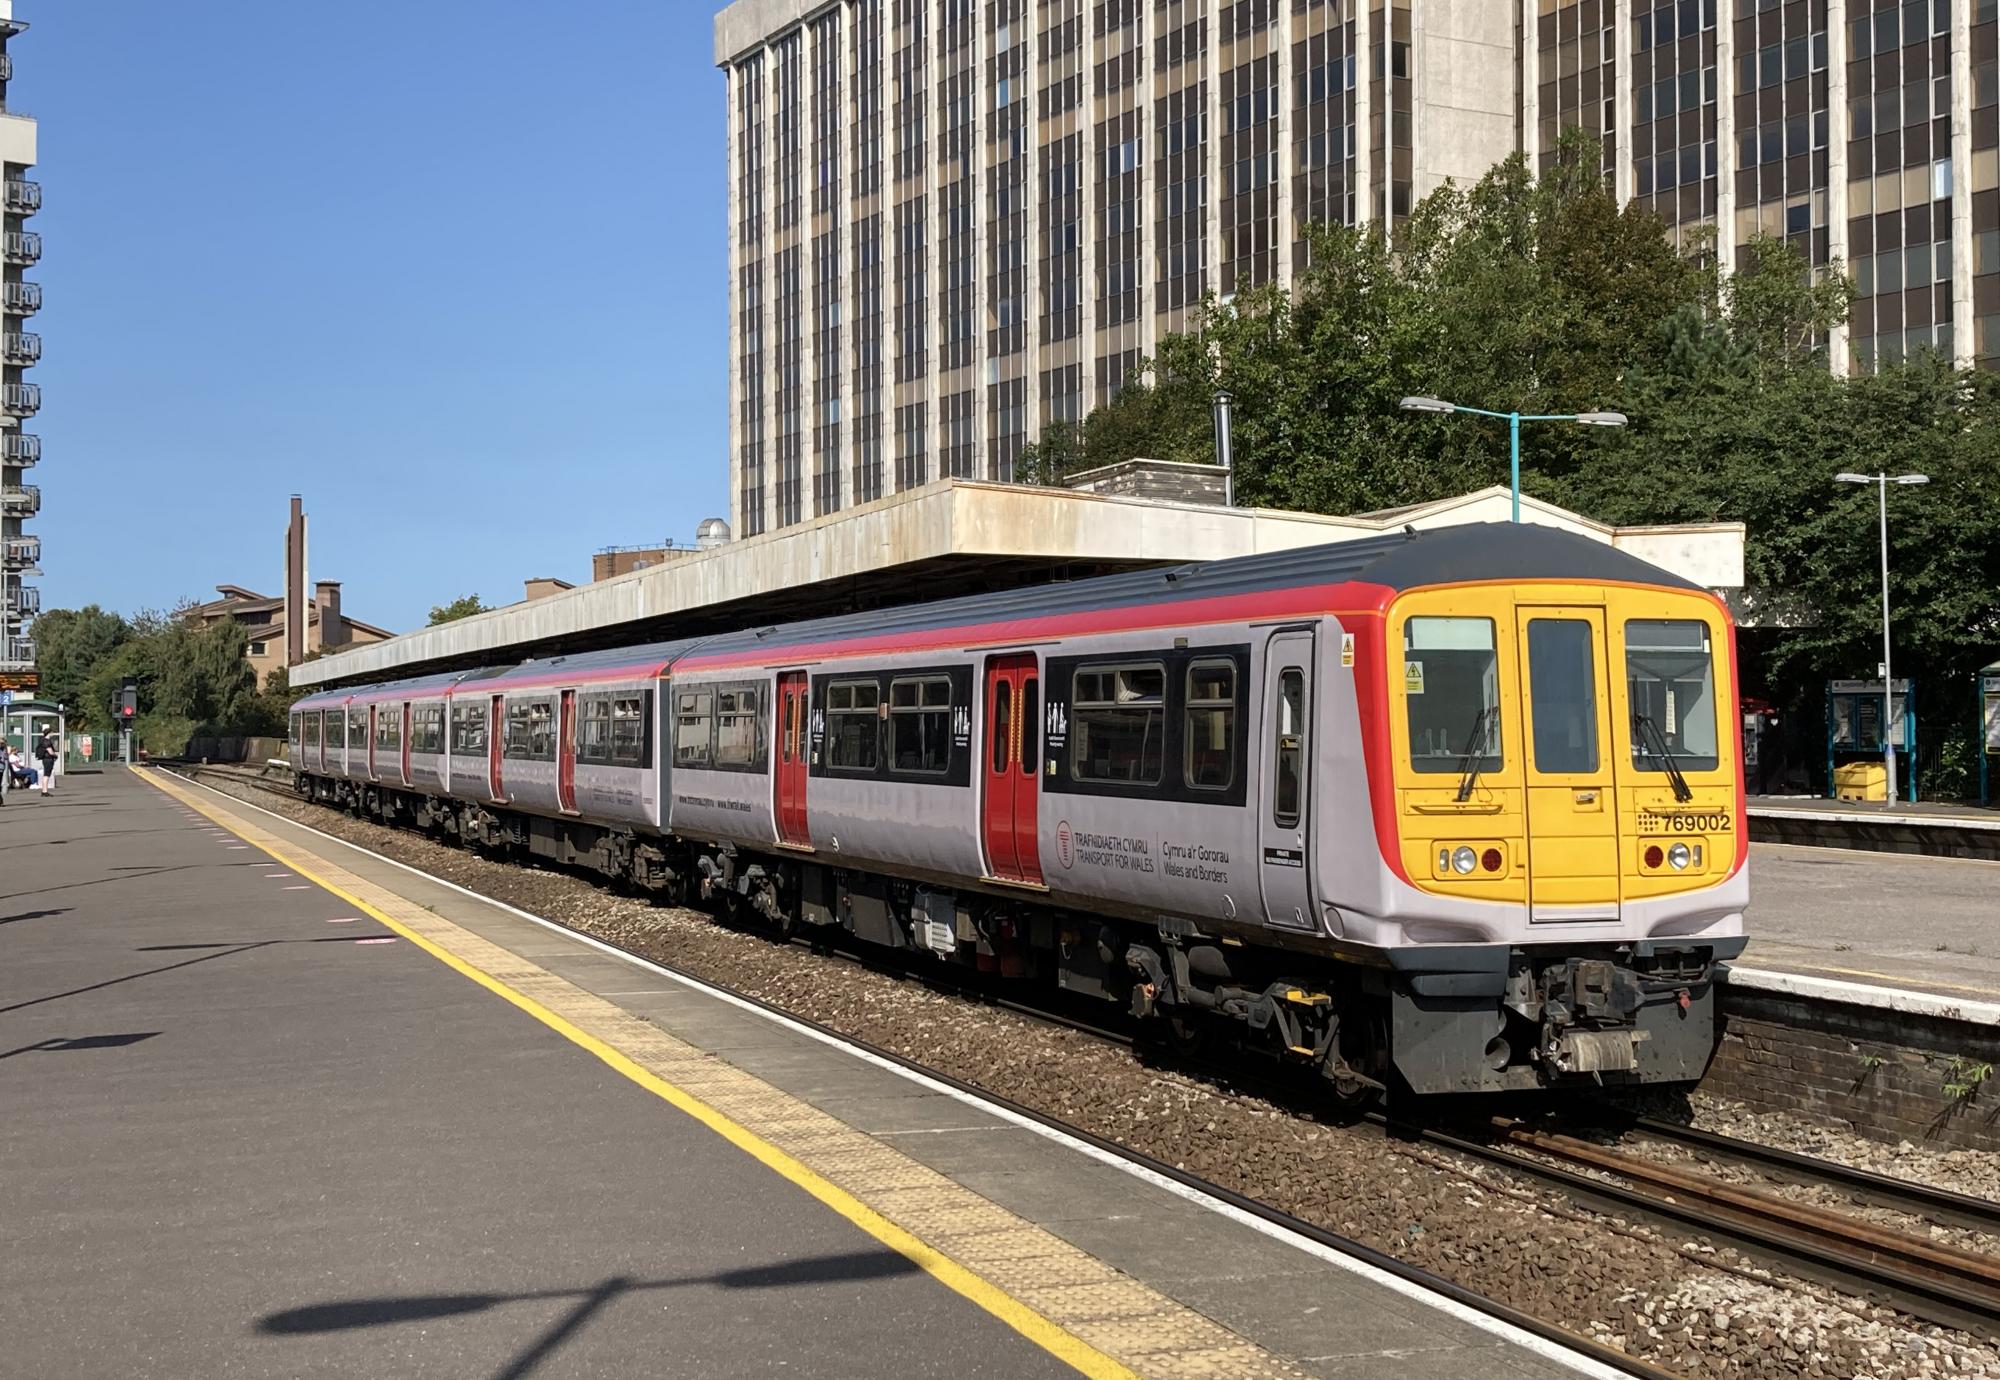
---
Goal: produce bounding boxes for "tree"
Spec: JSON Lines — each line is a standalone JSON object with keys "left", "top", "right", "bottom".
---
{"left": 32, "top": 605, "right": 132, "bottom": 722}
{"left": 429, "top": 594, "right": 490, "bottom": 625}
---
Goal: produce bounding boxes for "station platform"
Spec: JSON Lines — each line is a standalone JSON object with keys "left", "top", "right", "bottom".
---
{"left": 0, "top": 769, "right": 1611, "bottom": 1380}
{"left": 1747, "top": 792, "right": 2000, "bottom": 864}
{"left": 1727, "top": 839, "right": 2000, "bottom": 1018}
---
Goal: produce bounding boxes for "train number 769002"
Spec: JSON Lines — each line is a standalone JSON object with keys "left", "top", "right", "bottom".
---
{"left": 1638, "top": 810, "right": 1733, "bottom": 835}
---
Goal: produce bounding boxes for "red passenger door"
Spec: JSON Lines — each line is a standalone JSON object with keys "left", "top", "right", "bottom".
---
{"left": 367, "top": 706, "right": 378, "bottom": 781}
{"left": 982, "top": 655, "right": 1043, "bottom": 883}
{"left": 557, "top": 689, "right": 578, "bottom": 813}
{"left": 315, "top": 714, "right": 325, "bottom": 773}
{"left": 775, "top": 672, "right": 811, "bottom": 846}
{"left": 488, "top": 695, "right": 505, "bottom": 801}
{"left": 400, "top": 703, "right": 412, "bottom": 786}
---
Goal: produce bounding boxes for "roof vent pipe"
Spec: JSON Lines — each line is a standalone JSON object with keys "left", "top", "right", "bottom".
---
{"left": 1212, "top": 391, "right": 1235, "bottom": 508}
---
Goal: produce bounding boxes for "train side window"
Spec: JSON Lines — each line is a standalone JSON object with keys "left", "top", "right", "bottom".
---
{"left": 1071, "top": 662, "right": 1165, "bottom": 786}
{"left": 676, "top": 689, "right": 715, "bottom": 768}
{"left": 410, "top": 704, "right": 444, "bottom": 755}
{"left": 1403, "top": 616, "right": 1501, "bottom": 774}
{"left": 715, "top": 686, "right": 765, "bottom": 769}
{"left": 578, "top": 697, "right": 612, "bottom": 763}
{"left": 991, "top": 679, "right": 1013, "bottom": 773}
{"left": 376, "top": 709, "right": 401, "bottom": 751}
{"left": 452, "top": 702, "right": 487, "bottom": 755}
{"left": 302, "top": 713, "right": 319, "bottom": 748}
{"left": 889, "top": 675, "right": 952, "bottom": 774}
{"left": 349, "top": 709, "right": 367, "bottom": 747}
{"left": 526, "top": 701, "right": 555, "bottom": 760}
{"left": 825, "top": 679, "right": 880, "bottom": 771}
{"left": 1274, "top": 669, "right": 1305, "bottom": 826}
{"left": 329, "top": 712, "right": 347, "bottom": 749}
{"left": 610, "top": 694, "right": 650, "bottom": 768}
{"left": 1184, "top": 659, "right": 1237, "bottom": 791}
{"left": 1019, "top": 676, "right": 1039, "bottom": 777}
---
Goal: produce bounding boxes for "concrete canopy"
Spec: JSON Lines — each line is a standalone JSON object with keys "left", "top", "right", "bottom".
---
{"left": 292, "top": 479, "right": 1745, "bottom": 690}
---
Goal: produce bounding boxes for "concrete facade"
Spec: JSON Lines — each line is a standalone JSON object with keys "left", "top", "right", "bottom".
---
{"left": 0, "top": 2, "right": 39, "bottom": 685}
{"left": 715, "top": 0, "right": 2000, "bottom": 541}
{"left": 292, "top": 478, "right": 1744, "bottom": 688}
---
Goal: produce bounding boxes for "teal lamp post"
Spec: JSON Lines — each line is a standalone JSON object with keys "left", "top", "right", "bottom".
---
{"left": 1398, "top": 396, "right": 1629, "bottom": 523}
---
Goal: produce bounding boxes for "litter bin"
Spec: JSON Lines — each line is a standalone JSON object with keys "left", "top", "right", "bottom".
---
{"left": 1834, "top": 761, "right": 1888, "bottom": 802}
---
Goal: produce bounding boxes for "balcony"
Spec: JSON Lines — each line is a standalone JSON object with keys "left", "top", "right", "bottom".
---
{"left": 2, "top": 231, "right": 37, "bottom": 265}
{"left": 4, "top": 582, "right": 38, "bottom": 617}
{"left": 1, "top": 431, "right": 37, "bottom": 465}
{"left": 0, "top": 54, "right": 12, "bottom": 83}
{"left": 3, "top": 330, "right": 37, "bottom": 365}
{"left": 1, "top": 382, "right": 38, "bottom": 416}
{"left": 1, "top": 637, "right": 35, "bottom": 668}
{"left": 4, "top": 179, "right": 38, "bottom": 216}
{"left": 3, "top": 537, "right": 40, "bottom": 572}
{"left": 3, "top": 483, "right": 38, "bottom": 514}
{"left": 3, "top": 281, "right": 37, "bottom": 315}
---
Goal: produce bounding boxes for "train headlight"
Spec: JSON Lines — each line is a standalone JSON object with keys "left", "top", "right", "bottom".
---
{"left": 1451, "top": 846, "right": 1478, "bottom": 875}
{"left": 1667, "top": 842, "right": 1692, "bottom": 870}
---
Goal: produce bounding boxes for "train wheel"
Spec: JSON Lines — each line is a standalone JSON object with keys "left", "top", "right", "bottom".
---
{"left": 663, "top": 870, "right": 689, "bottom": 909}
{"left": 1163, "top": 1011, "right": 1209, "bottom": 1061}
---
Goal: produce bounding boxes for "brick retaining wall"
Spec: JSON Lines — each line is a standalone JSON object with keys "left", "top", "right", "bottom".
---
{"left": 1707, "top": 985, "right": 2000, "bottom": 1152}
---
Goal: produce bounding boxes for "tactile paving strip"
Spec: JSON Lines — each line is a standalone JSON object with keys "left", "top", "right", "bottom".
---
{"left": 145, "top": 771, "right": 1313, "bottom": 1380}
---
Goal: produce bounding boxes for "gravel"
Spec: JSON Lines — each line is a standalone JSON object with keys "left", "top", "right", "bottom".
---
{"left": 203, "top": 775, "right": 2000, "bottom": 1379}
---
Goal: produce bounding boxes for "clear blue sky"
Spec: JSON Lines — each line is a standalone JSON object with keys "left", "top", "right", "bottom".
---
{"left": 30, "top": 1, "right": 727, "bottom": 633}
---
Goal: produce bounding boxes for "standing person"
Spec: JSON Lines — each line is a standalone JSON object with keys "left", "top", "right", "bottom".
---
{"left": 35, "top": 724, "right": 57, "bottom": 796}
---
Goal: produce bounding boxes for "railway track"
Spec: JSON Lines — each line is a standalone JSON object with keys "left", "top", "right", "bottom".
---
{"left": 172, "top": 760, "right": 2000, "bottom": 1359}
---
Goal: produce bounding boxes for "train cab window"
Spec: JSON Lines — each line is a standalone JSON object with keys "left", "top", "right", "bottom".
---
{"left": 610, "top": 695, "right": 649, "bottom": 767}
{"left": 1403, "top": 617, "right": 1502, "bottom": 775}
{"left": 1526, "top": 620, "right": 1599, "bottom": 775}
{"left": 1071, "top": 663, "right": 1165, "bottom": 786}
{"left": 890, "top": 676, "right": 953, "bottom": 774}
{"left": 715, "top": 686, "right": 766, "bottom": 769}
{"left": 1625, "top": 620, "right": 1719, "bottom": 772}
{"left": 676, "top": 689, "right": 715, "bottom": 767}
{"left": 451, "top": 702, "right": 487, "bottom": 755}
{"left": 825, "top": 680, "right": 880, "bottom": 771}
{"left": 1019, "top": 677, "right": 1039, "bottom": 777}
{"left": 1184, "top": 660, "right": 1237, "bottom": 791}
{"left": 1274, "top": 669, "right": 1305, "bottom": 825}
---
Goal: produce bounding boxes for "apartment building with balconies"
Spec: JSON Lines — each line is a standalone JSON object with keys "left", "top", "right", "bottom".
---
{"left": 0, "top": 0, "right": 38, "bottom": 683}
{"left": 716, "top": 0, "right": 1999, "bottom": 540}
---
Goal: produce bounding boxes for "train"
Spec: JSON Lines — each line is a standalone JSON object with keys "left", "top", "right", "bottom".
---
{"left": 288, "top": 522, "right": 1748, "bottom": 1100}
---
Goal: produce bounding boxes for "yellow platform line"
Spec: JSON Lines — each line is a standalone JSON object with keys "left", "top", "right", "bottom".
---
{"left": 140, "top": 769, "right": 1310, "bottom": 1380}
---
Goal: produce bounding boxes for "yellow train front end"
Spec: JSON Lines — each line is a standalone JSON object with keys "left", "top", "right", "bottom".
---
{"left": 1375, "top": 578, "right": 1747, "bottom": 1092}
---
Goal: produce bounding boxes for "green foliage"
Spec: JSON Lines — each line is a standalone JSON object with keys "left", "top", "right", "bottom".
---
{"left": 1942, "top": 1055, "right": 1993, "bottom": 1104}
{"left": 428, "top": 594, "right": 490, "bottom": 625}
{"left": 31, "top": 604, "right": 132, "bottom": 724}
{"left": 46, "top": 600, "right": 281, "bottom": 750}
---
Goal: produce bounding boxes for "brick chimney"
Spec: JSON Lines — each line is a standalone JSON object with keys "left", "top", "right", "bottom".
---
{"left": 284, "top": 497, "right": 307, "bottom": 667}
{"left": 314, "top": 580, "right": 345, "bottom": 652}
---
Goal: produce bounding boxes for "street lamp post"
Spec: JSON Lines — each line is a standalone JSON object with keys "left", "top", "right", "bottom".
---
{"left": 1399, "top": 396, "right": 1628, "bottom": 523}
{"left": 1835, "top": 470, "right": 1929, "bottom": 806}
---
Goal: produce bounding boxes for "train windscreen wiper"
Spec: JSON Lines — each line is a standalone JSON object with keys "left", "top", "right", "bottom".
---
{"left": 1632, "top": 712, "right": 1694, "bottom": 803}
{"left": 1454, "top": 705, "right": 1499, "bottom": 803}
